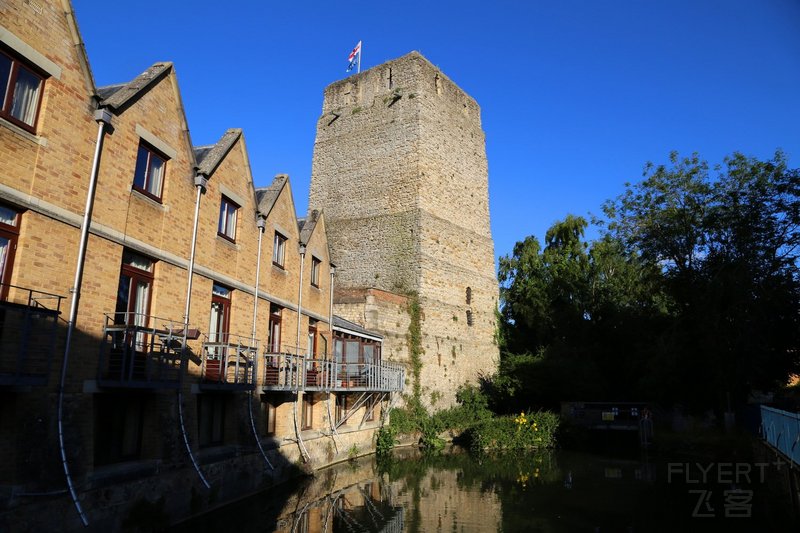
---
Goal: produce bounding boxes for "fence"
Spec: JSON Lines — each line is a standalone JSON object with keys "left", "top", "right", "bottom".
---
{"left": 761, "top": 405, "right": 800, "bottom": 466}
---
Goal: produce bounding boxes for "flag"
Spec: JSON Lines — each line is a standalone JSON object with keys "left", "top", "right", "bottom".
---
{"left": 346, "top": 40, "right": 362, "bottom": 72}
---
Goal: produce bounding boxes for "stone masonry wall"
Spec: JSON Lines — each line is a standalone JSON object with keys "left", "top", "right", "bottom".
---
{"left": 310, "top": 52, "right": 499, "bottom": 408}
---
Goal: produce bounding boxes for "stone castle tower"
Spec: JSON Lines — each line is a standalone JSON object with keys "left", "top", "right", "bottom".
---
{"left": 309, "top": 51, "right": 499, "bottom": 408}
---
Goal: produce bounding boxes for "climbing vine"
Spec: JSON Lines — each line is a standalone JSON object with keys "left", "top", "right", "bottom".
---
{"left": 406, "top": 293, "right": 423, "bottom": 412}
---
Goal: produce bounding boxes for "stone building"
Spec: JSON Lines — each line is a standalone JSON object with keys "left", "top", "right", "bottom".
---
{"left": 309, "top": 51, "right": 500, "bottom": 409}
{"left": 0, "top": 0, "right": 402, "bottom": 529}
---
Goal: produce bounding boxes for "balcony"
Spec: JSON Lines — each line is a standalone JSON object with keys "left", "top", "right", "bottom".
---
{"left": 199, "top": 334, "right": 257, "bottom": 391}
{"left": 262, "top": 352, "right": 305, "bottom": 391}
{"left": 0, "top": 284, "right": 64, "bottom": 387}
{"left": 262, "top": 350, "right": 405, "bottom": 393}
{"left": 97, "top": 313, "right": 193, "bottom": 389}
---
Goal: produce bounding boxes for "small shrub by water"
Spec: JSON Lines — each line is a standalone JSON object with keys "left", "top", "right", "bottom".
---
{"left": 387, "top": 385, "right": 494, "bottom": 451}
{"left": 376, "top": 425, "right": 397, "bottom": 457}
{"left": 384, "top": 385, "right": 559, "bottom": 455}
{"left": 464, "top": 411, "right": 559, "bottom": 453}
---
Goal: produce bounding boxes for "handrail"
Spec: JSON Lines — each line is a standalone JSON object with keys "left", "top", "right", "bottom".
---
{"left": 261, "top": 351, "right": 404, "bottom": 393}
{"left": 0, "top": 284, "right": 64, "bottom": 385}
{"left": 98, "top": 312, "right": 191, "bottom": 385}
{"left": 0, "top": 283, "right": 65, "bottom": 314}
{"left": 201, "top": 333, "right": 257, "bottom": 387}
{"left": 760, "top": 405, "right": 800, "bottom": 467}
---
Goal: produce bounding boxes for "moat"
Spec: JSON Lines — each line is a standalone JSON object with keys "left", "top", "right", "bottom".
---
{"left": 174, "top": 444, "right": 797, "bottom": 532}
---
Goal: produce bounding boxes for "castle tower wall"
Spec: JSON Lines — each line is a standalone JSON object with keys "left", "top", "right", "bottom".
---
{"left": 309, "top": 52, "right": 499, "bottom": 408}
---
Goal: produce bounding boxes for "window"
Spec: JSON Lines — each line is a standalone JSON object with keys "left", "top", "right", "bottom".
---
{"left": 272, "top": 231, "right": 286, "bottom": 268}
{"left": 263, "top": 399, "right": 276, "bottom": 435}
{"left": 466, "top": 287, "right": 472, "bottom": 305}
{"left": 114, "top": 250, "right": 154, "bottom": 350}
{"left": 94, "top": 394, "right": 144, "bottom": 466}
{"left": 333, "top": 334, "right": 381, "bottom": 386}
{"left": 267, "top": 304, "right": 282, "bottom": 353}
{"left": 198, "top": 395, "right": 226, "bottom": 447}
{"left": 310, "top": 256, "right": 321, "bottom": 287}
{"left": 466, "top": 310, "right": 474, "bottom": 327}
{"left": 0, "top": 204, "right": 21, "bottom": 301}
{"left": 0, "top": 50, "right": 44, "bottom": 132}
{"left": 362, "top": 344, "right": 376, "bottom": 365}
{"left": 208, "top": 284, "right": 231, "bottom": 358}
{"left": 301, "top": 394, "right": 313, "bottom": 430}
{"left": 217, "top": 196, "right": 238, "bottom": 241}
{"left": 307, "top": 320, "right": 317, "bottom": 358}
{"left": 132, "top": 142, "right": 166, "bottom": 201}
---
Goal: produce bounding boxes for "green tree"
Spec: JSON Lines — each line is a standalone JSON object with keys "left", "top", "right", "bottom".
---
{"left": 495, "top": 216, "right": 667, "bottom": 410}
{"left": 603, "top": 151, "right": 800, "bottom": 409}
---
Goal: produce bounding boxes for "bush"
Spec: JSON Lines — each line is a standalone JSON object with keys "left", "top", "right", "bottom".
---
{"left": 388, "top": 406, "right": 419, "bottom": 435}
{"left": 464, "top": 411, "right": 560, "bottom": 453}
{"left": 385, "top": 385, "right": 540, "bottom": 454}
{"left": 376, "top": 426, "right": 397, "bottom": 457}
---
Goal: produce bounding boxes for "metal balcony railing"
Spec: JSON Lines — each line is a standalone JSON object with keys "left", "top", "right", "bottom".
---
{"left": 98, "top": 313, "right": 192, "bottom": 388}
{"left": 262, "top": 351, "right": 305, "bottom": 391}
{"left": 261, "top": 348, "right": 405, "bottom": 393}
{"left": 0, "top": 283, "right": 64, "bottom": 386}
{"left": 761, "top": 405, "right": 800, "bottom": 467}
{"left": 303, "top": 359, "right": 405, "bottom": 392}
{"left": 200, "top": 333, "right": 257, "bottom": 390}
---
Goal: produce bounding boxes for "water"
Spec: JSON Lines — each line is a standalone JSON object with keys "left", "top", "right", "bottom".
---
{"left": 174, "top": 445, "right": 797, "bottom": 532}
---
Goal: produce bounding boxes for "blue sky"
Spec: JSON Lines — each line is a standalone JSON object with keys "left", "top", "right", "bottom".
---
{"left": 72, "top": 0, "right": 800, "bottom": 264}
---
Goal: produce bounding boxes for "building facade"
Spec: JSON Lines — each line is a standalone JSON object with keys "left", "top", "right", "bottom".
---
{"left": 309, "top": 51, "right": 500, "bottom": 409}
{"left": 0, "top": 0, "right": 402, "bottom": 529}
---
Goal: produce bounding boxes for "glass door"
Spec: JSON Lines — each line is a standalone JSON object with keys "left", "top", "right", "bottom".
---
{"left": 114, "top": 251, "right": 154, "bottom": 351}
{"left": 208, "top": 284, "right": 231, "bottom": 367}
{"left": 0, "top": 205, "right": 20, "bottom": 301}
{"left": 209, "top": 284, "right": 231, "bottom": 344}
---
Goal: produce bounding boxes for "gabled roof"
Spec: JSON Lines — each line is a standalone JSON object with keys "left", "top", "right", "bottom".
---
{"left": 96, "top": 83, "right": 125, "bottom": 101}
{"left": 97, "top": 62, "right": 172, "bottom": 112}
{"left": 299, "top": 209, "right": 320, "bottom": 246}
{"left": 193, "top": 145, "right": 214, "bottom": 165}
{"left": 255, "top": 174, "right": 288, "bottom": 218}
{"left": 194, "top": 129, "right": 242, "bottom": 177}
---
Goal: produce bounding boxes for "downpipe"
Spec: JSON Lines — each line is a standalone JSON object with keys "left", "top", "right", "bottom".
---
{"left": 296, "top": 244, "right": 305, "bottom": 354}
{"left": 248, "top": 216, "right": 273, "bottom": 469}
{"left": 294, "top": 245, "right": 311, "bottom": 462}
{"left": 178, "top": 174, "right": 210, "bottom": 489}
{"left": 58, "top": 108, "right": 112, "bottom": 527}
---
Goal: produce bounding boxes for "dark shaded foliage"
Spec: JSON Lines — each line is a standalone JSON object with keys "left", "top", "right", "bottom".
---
{"left": 494, "top": 151, "right": 800, "bottom": 414}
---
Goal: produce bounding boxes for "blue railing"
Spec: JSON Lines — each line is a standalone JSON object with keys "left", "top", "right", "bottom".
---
{"left": 761, "top": 405, "right": 800, "bottom": 466}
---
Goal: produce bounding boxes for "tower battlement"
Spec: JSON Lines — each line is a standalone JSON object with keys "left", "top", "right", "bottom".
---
{"left": 320, "top": 51, "right": 481, "bottom": 126}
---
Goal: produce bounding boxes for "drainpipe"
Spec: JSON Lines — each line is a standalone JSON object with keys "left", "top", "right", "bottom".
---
{"left": 294, "top": 243, "right": 310, "bottom": 462}
{"left": 58, "top": 107, "right": 113, "bottom": 528}
{"left": 182, "top": 173, "right": 207, "bottom": 345}
{"left": 328, "top": 265, "right": 335, "bottom": 356}
{"left": 177, "top": 173, "right": 210, "bottom": 489}
{"left": 247, "top": 215, "right": 273, "bottom": 469}
{"left": 296, "top": 244, "right": 306, "bottom": 355}
{"left": 251, "top": 215, "right": 266, "bottom": 343}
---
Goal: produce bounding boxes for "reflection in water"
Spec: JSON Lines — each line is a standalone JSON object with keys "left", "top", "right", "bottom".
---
{"left": 290, "top": 479, "right": 403, "bottom": 533}
{"left": 175, "top": 445, "right": 794, "bottom": 532}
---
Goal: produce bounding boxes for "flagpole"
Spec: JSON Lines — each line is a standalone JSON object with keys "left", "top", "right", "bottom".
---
{"left": 358, "top": 42, "right": 361, "bottom": 73}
